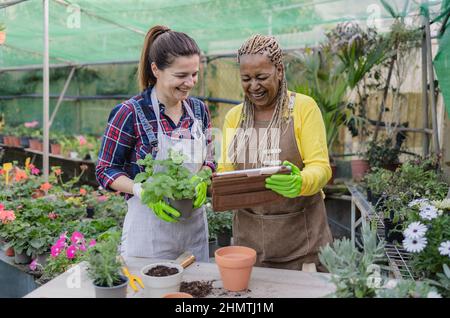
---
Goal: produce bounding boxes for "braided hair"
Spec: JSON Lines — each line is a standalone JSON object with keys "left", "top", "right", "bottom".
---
{"left": 229, "top": 34, "right": 290, "bottom": 167}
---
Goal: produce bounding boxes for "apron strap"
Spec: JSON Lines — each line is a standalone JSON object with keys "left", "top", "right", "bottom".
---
{"left": 190, "top": 97, "right": 204, "bottom": 131}
{"left": 129, "top": 98, "right": 159, "bottom": 157}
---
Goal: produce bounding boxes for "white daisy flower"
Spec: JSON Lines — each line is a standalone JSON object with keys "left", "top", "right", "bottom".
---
{"left": 403, "top": 236, "right": 427, "bottom": 253}
{"left": 403, "top": 222, "right": 427, "bottom": 239}
{"left": 438, "top": 241, "right": 450, "bottom": 257}
{"left": 427, "top": 291, "right": 442, "bottom": 298}
{"left": 408, "top": 198, "right": 429, "bottom": 208}
{"left": 419, "top": 204, "right": 439, "bottom": 220}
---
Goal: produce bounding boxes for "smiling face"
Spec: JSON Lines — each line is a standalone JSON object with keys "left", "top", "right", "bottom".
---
{"left": 152, "top": 54, "right": 200, "bottom": 104}
{"left": 239, "top": 53, "right": 283, "bottom": 111}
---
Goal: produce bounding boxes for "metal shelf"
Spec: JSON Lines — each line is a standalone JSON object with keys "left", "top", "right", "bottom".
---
{"left": 347, "top": 184, "right": 415, "bottom": 280}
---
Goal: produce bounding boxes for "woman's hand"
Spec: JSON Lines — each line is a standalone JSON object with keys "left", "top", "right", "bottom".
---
{"left": 265, "top": 161, "right": 303, "bottom": 198}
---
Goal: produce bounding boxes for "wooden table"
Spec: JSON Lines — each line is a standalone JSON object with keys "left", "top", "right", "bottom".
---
{"left": 25, "top": 256, "right": 335, "bottom": 298}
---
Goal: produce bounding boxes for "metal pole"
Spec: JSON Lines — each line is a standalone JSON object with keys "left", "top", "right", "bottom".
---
{"left": 421, "top": 28, "right": 429, "bottom": 157}
{"left": 43, "top": 0, "right": 49, "bottom": 181}
{"left": 424, "top": 14, "right": 440, "bottom": 154}
{"left": 49, "top": 66, "right": 76, "bottom": 127}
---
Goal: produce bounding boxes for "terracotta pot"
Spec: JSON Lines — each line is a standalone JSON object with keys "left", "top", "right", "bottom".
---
{"left": 5, "top": 136, "right": 21, "bottom": 147}
{"left": 215, "top": 246, "right": 256, "bottom": 292}
{"left": 163, "top": 292, "right": 193, "bottom": 298}
{"left": 351, "top": 159, "right": 370, "bottom": 182}
{"left": 29, "top": 139, "right": 43, "bottom": 151}
{"left": 51, "top": 143, "right": 61, "bottom": 155}
{"left": 5, "top": 246, "right": 15, "bottom": 257}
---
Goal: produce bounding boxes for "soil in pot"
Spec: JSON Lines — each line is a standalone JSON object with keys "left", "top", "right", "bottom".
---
{"left": 145, "top": 265, "right": 179, "bottom": 277}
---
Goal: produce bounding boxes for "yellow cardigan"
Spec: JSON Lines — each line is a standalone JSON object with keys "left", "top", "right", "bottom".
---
{"left": 217, "top": 91, "right": 331, "bottom": 196}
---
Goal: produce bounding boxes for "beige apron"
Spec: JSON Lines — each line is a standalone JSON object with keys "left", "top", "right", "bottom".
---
{"left": 233, "top": 113, "right": 333, "bottom": 271}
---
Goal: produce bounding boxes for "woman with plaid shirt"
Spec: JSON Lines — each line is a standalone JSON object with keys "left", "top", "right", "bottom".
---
{"left": 96, "top": 25, "right": 215, "bottom": 261}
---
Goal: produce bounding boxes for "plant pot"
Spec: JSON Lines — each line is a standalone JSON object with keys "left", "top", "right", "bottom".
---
{"left": 217, "top": 231, "right": 232, "bottom": 247}
{"left": 215, "top": 246, "right": 256, "bottom": 292}
{"left": 140, "top": 263, "right": 184, "bottom": 298}
{"left": 383, "top": 218, "right": 404, "bottom": 244}
{"left": 69, "top": 151, "right": 79, "bottom": 159}
{"left": 351, "top": 159, "right": 370, "bottom": 182}
{"left": 209, "top": 238, "right": 219, "bottom": 258}
{"left": 93, "top": 275, "right": 128, "bottom": 298}
{"left": 51, "top": 143, "right": 62, "bottom": 155}
{"left": 5, "top": 246, "right": 15, "bottom": 257}
{"left": 162, "top": 292, "right": 193, "bottom": 298}
{"left": 36, "top": 253, "right": 50, "bottom": 267}
{"left": 165, "top": 198, "right": 195, "bottom": 220}
{"left": 29, "top": 139, "right": 43, "bottom": 151}
{"left": 20, "top": 136, "right": 30, "bottom": 148}
{"left": 86, "top": 206, "right": 95, "bottom": 218}
{"left": 14, "top": 250, "right": 32, "bottom": 264}
{"left": 5, "top": 135, "right": 21, "bottom": 147}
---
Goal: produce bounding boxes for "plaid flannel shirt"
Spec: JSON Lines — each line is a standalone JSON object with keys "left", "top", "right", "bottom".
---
{"left": 95, "top": 88, "right": 216, "bottom": 197}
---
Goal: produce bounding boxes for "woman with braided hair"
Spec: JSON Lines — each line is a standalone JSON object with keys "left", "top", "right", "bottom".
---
{"left": 218, "top": 35, "right": 333, "bottom": 271}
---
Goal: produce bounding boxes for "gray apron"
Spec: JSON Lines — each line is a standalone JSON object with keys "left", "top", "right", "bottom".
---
{"left": 121, "top": 87, "right": 209, "bottom": 262}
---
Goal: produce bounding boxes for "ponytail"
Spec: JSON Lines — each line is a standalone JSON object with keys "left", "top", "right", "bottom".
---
{"left": 138, "top": 25, "right": 201, "bottom": 91}
{"left": 138, "top": 25, "right": 171, "bottom": 91}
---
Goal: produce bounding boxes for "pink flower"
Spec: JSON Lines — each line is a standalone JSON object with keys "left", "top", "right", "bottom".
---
{"left": 66, "top": 245, "right": 77, "bottom": 259}
{"left": 70, "top": 231, "right": 84, "bottom": 244}
{"left": 88, "top": 239, "right": 96, "bottom": 247}
{"left": 48, "top": 212, "right": 58, "bottom": 220}
{"left": 51, "top": 244, "right": 62, "bottom": 258}
{"left": 59, "top": 231, "right": 68, "bottom": 240}
{"left": 29, "top": 259, "right": 38, "bottom": 271}
{"left": 77, "top": 135, "right": 87, "bottom": 146}
{"left": 97, "top": 195, "right": 108, "bottom": 203}
{"left": 0, "top": 203, "right": 4, "bottom": 210}
{"left": 79, "top": 244, "right": 87, "bottom": 252}
{"left": 24, "top": 120, "right": 39, "bottom": 128}
{"left": 31, "top": 167, "right": 40, "bottom": 175}
{"left": 0, "top": 209, "right": 16, "bottom": 224}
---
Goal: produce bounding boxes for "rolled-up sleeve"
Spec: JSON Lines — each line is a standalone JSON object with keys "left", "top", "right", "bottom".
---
{"left": 96, "top": 103, "right": 136, "bottom": 190}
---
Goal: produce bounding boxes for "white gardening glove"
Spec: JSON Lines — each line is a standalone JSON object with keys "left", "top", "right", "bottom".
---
{"left": 132, "top": 182, "right": 143, "bottom": 200}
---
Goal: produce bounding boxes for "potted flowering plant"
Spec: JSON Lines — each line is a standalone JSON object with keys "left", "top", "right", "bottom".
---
{"left": 29, "top": 128, "right": 43, "bottom": 151}
{"left": 2, "top": 125, "right": 21, "bottom": 147}
{"left": 401, "top": 198, "right": 450, "bottom": 278}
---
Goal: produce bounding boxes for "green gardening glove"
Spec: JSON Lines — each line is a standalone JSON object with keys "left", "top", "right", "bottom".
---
{"left": 149, "top": 201, "right": 181, "bottom": 223}
{"left": 265, "top": 160, "right": 303, "bottom": 198}
{"left": 190, "top": 175, "right": 207, "bottom": 209}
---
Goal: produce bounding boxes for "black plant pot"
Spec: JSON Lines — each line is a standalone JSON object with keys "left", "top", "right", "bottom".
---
{"left": 20, "top": 136, "right": 30, "bottom": 148}
{"left": 209, "top": 238, "right": 219, "bottom": 258}
{"left": 86, "top": 206, "right": 95, "bottom": 218}
{"left": 217, "top": 231, "right": 232, "bottom": 247}
{"left": 383, "top": 218, "right": 404, "bottom": 244}
{"left": 366, "top": 188, "right": 373, "bottom": 203}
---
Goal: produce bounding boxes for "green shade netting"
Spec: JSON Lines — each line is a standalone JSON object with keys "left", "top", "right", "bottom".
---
{"left": 0, "top": 0, "right": 445, "bottom": 69}
{"left": 433, "top": 0, "right": 450, "bottom": 116}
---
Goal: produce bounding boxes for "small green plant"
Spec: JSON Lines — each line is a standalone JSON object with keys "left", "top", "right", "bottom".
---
{"left": 318, "top": 226, "right": 386, "bottom": 298}
{"left": 376, "top": 279, "right": 441, "bottom": 298}
{"left": 85, "top": 231, "right": 123, "bottom": 287}
{"left": 135, "top": 150, "right": 212, "bottom": 205}
{"left": 0, "top": 23, "right": 5, "bottom": 32}
{"left": 206, "top": 200, "right": 232, "bottom": 239}
{"left": 364, "top": 167, "right": 393, "bottom": 197}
